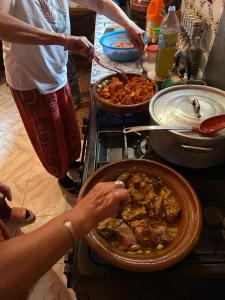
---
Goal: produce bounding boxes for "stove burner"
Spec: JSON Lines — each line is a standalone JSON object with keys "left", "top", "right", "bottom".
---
{"left": 134, "top": 136, "right": 161, "bottom": 161}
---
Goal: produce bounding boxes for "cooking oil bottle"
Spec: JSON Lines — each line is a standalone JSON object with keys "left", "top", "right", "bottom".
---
{"left": 155, "top": 6, "right": 180, "bottom": 78}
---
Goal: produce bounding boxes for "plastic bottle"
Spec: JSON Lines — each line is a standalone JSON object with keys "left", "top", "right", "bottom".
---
{"left": 155, "top": 6, "right": 180, "bottom": 78}
{"left": 188, "top": 36, "right": 203, "bottom": 78}
{"left": 146, "top": 0, "right": 164, "bottom": 44}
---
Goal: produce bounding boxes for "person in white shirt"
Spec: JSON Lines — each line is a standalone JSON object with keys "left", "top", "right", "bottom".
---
{"left": 0, "top": 0, "right": 145, "bottom": 194}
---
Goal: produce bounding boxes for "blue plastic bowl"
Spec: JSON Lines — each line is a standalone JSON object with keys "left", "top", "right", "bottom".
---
{"left": 99, "top": 30, "right": 148, "bottom": 62}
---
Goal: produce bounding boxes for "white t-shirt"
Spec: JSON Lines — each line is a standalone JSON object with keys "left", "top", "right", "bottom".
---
{"left": 3, "top": 0, "right": 70, "bottom": 94}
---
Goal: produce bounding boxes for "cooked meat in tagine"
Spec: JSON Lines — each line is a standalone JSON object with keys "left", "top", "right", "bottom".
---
{"left": 96, "top": 172, "right": 181, "bottom": 255}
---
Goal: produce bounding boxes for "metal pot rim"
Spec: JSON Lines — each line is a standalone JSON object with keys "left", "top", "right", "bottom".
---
{"left": 149, "top": 85, "right": 225, "bottom": 141}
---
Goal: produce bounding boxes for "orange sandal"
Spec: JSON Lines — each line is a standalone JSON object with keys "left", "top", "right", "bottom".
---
{"left": 9, "top": 207, "right": 35, "bottom": 225}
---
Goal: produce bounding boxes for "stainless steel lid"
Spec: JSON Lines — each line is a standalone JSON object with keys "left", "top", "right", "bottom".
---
{"left": 149, "top": 85, "right": 225, "bottom": 138}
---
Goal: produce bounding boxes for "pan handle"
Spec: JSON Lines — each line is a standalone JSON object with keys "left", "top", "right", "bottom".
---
{"left": 123, "top": 126, "right": 192, "bottom": 134}
{"left": 180, "top": 144, "right": 213, "bottom": 153}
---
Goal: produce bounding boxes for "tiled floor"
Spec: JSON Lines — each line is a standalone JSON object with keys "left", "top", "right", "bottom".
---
{"left": 0, "top": 77, "right": 79, "bottom": 299}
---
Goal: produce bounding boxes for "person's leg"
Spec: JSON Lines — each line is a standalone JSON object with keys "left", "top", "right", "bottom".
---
{"left": 67, "top": 52, "right": 81, "bottom": 108}
{"left": 0, "top": 219, "right": 10, "bottom": 241}
{"left": 0, "top": 198, "right": 11, "bottom": 219}
{"left": 10, "top": 85, "right": 81, "bottom": 192}
{"left": 57, "top": 83, "right": 81, "bottom": 163}
{"left": 0, "top": 199, "right": 35, "bottom": 224}
{"left": 56, "top": 83, "right": 82, "bottom": 189}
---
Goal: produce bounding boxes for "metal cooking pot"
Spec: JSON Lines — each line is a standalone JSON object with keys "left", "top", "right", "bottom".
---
{"left": 125, "top": 85, "right": 225, "bottom": 168}
{"left": 149, "top": 85, "right": 225, "bottom": 168}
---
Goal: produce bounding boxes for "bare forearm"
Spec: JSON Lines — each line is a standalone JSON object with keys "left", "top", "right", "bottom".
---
{"left": 0, "top": 13, "right": 66, "bottom": 46}
{"left": 0, "top": 181, "right": 128, "bottom": 299}
{"left": 73, "top": 0, "right": 134, "bottom": 30}
{"left": 0, "top": 207, "right": 90, "bottom": 298}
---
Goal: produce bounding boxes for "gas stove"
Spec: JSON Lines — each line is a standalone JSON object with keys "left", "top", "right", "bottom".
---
{"left": 64, "top": 95, "right": 225, "bottom": 300}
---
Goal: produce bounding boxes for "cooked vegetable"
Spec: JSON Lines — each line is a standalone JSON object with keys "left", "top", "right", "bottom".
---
{"left": 113, "top": 42, "right": 134, "bottom": 48}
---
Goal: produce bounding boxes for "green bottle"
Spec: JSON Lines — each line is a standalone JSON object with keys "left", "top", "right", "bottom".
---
{"left": 155, "top": 6, "right": 180, "bottom": 78}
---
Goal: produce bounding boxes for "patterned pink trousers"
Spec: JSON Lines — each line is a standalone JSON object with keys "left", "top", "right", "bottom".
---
{"left": 10, "top": 83, "right": 81, "bottom": 179}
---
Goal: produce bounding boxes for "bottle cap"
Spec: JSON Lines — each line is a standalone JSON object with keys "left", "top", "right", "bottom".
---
{"left": 168, "top": 6, "right": 176, "bottom": 12}
{"left": 146, "top": 0, "right": 164, "bottom": 23}
{"left": 147, "top": 14, "right": 163, "bottom": 23}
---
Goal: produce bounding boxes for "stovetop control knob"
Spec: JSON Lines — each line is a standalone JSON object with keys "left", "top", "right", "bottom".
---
{"left": 72, "top": 179, "right": 82, "bottom": 195}
{"left": 222, "top": 217, "right": 225, "bottom": 229}
{"left": 83, "top": 118, "right": 89, "bottom": 125}
{"left": 64, "top": 248, "right": 74, "bottom": 264}
{"left": 203, "top": 206, "right": 223, "bottom": 226}
{"left": 222, "top": 229, "right": 225, "bottom": 240}
{"left": 64, "top": 248, "right": 74, "bottom": 288}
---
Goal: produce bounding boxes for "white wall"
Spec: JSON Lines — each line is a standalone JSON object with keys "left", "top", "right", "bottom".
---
{"left": 182, "top": 0, "right": 224, "bottom": 76}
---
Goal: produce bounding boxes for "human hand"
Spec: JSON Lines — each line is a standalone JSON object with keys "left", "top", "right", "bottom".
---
{"left": 125, "top": 21, "right": 145, "bottom": 53}
{"left": 0, "top": 181, "right": 12, "bottom": 203}
{"left": 72, "top": 182, "right": 129, "bottom": 238}
{"left": 66, "top": 35, "right": 95, "bottom": 60}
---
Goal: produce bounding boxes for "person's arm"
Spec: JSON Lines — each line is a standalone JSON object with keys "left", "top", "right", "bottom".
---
{"left": 0, "top": 0, "right": 94, "bottom": 59}
{"left": 0, "top": 182, "right": 128, "bottom": 299}
{"left": 0, "top": 0, "right": 66, "bottom": 46}
{"left": 72, "top": 0, "right": 145, "bottom": 51}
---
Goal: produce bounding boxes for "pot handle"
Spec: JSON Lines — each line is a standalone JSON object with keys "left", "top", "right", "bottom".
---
{"left": 188, "top": 97, "right": 201, "bottom": 119}
{"left": 180, "top": 144, "right": 213, "bottom": 153}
